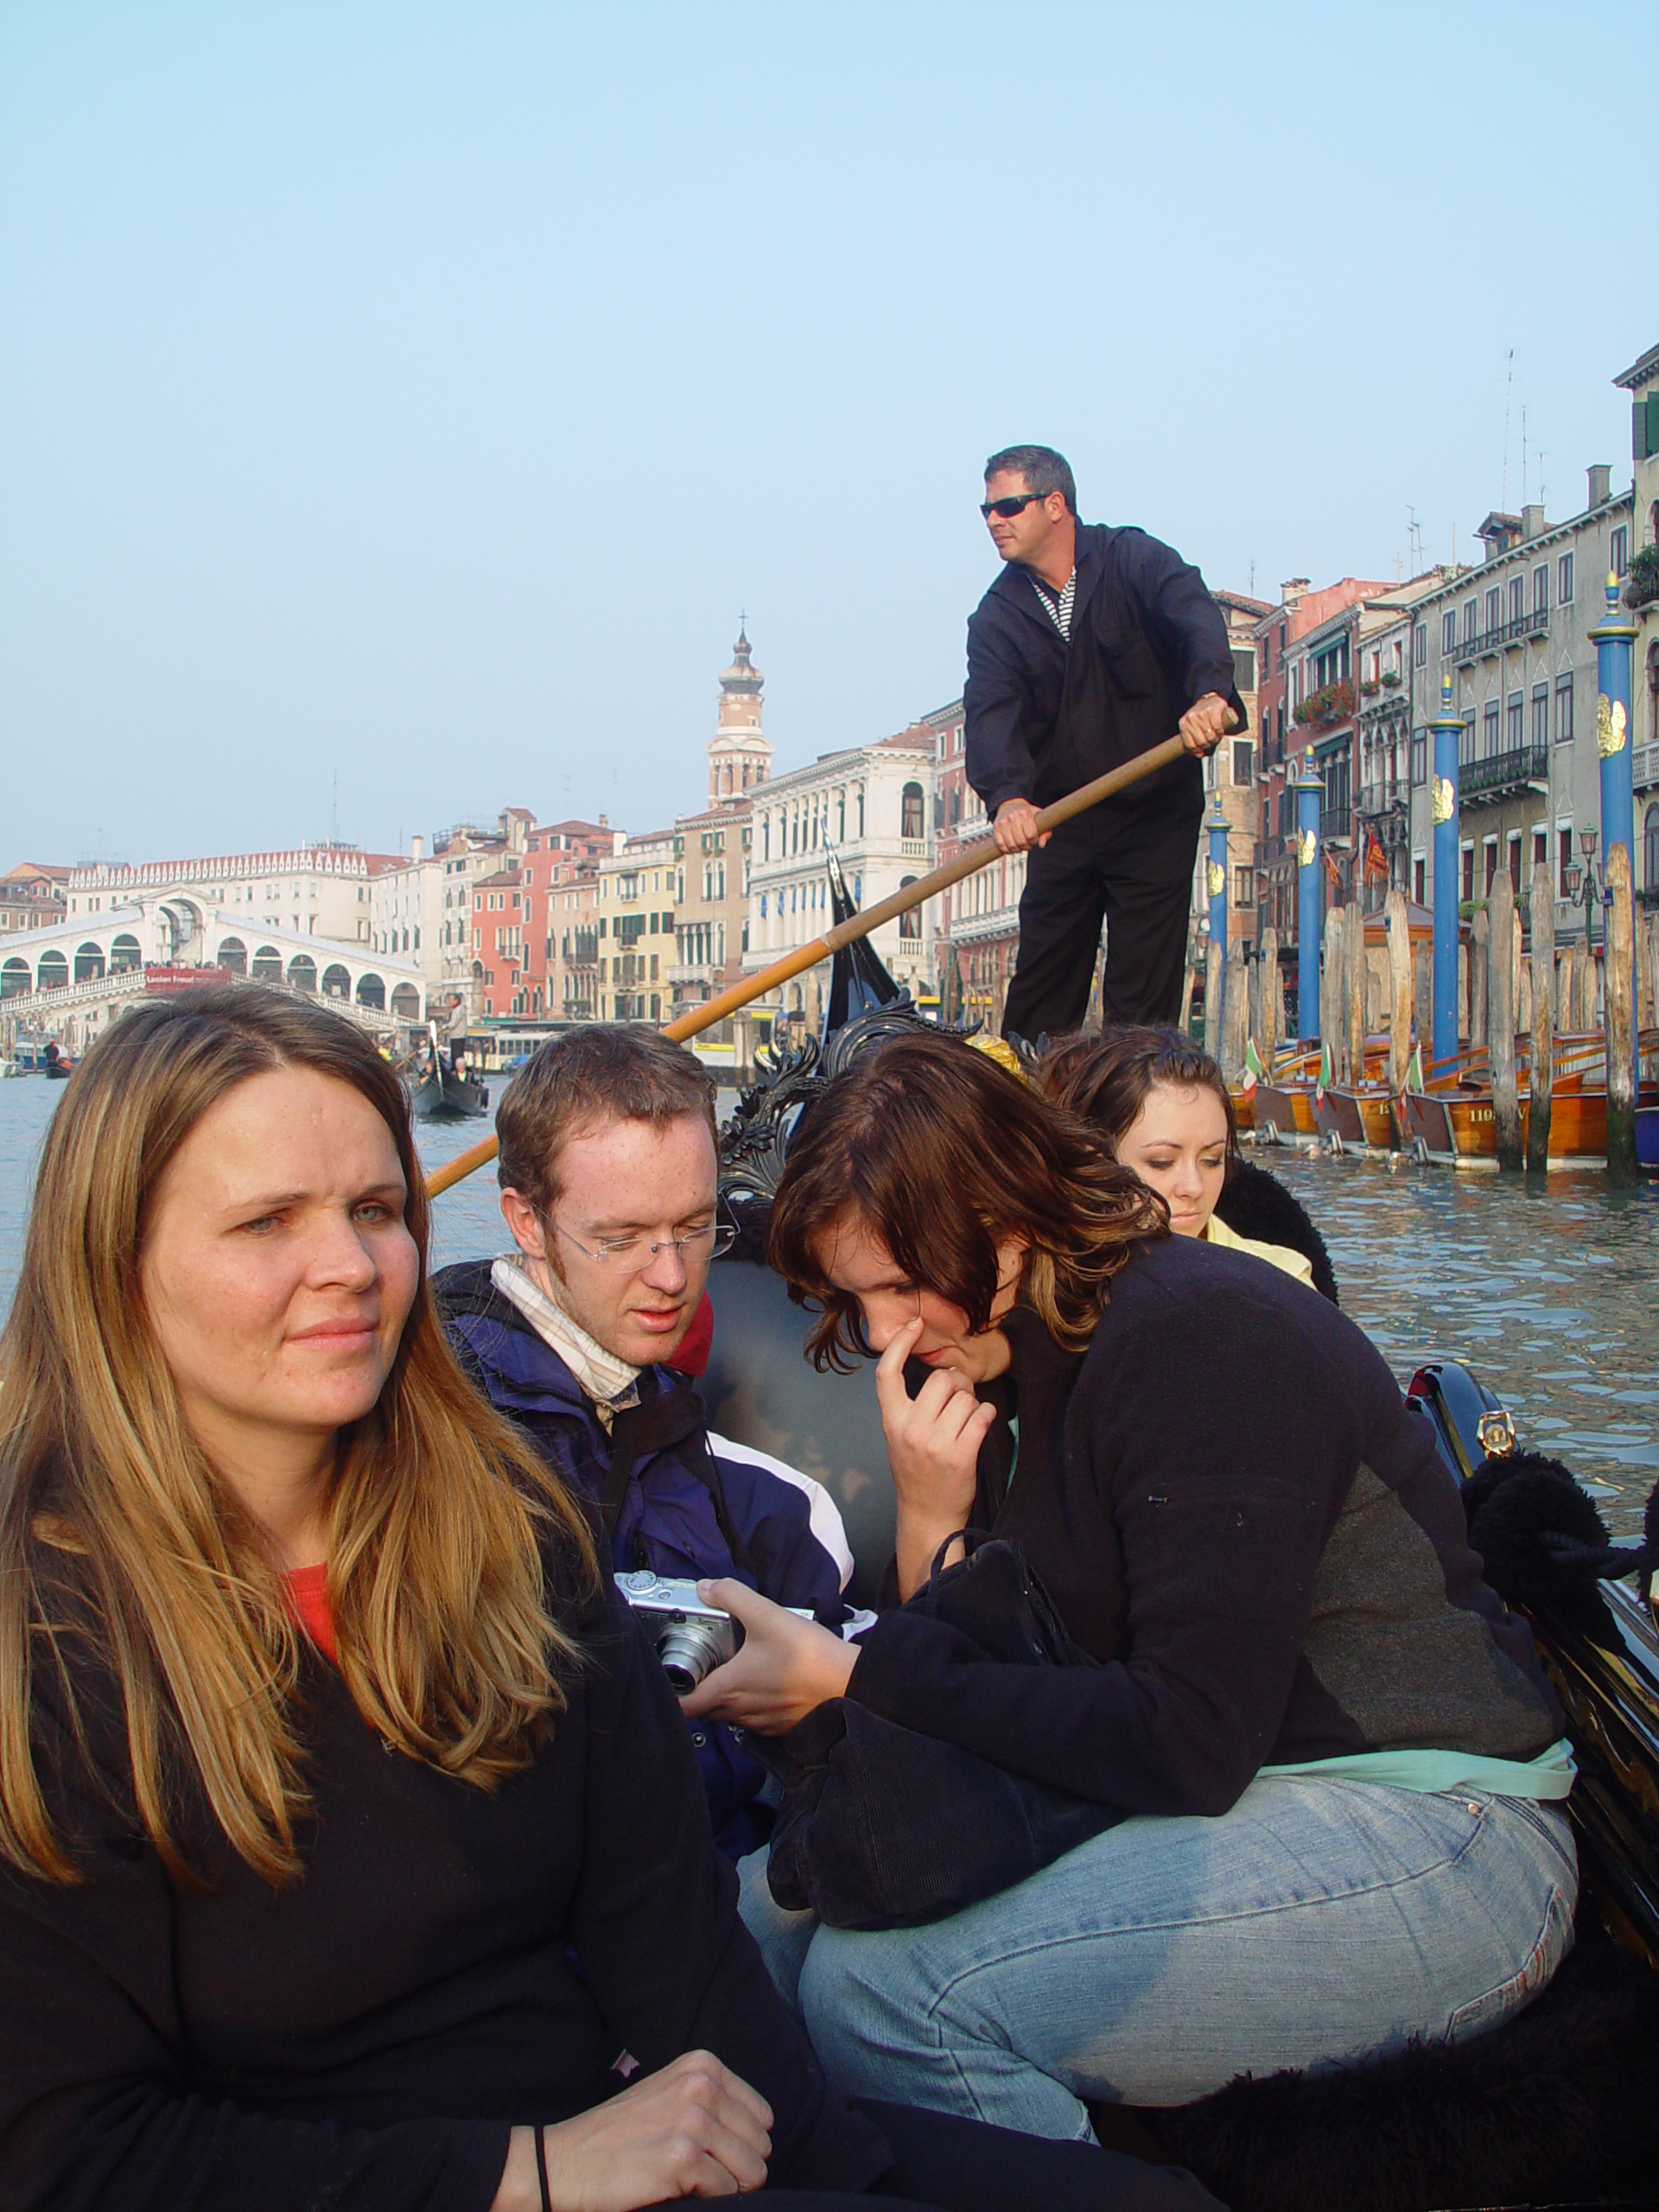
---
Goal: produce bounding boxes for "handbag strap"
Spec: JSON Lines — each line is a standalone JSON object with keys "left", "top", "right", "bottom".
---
{"left": 923, "top": 1526, "right": 992, "bottom": 1613}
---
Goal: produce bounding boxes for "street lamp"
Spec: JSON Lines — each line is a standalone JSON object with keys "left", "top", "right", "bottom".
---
{"left": 1563, "top": 826, "right": 1607, "bottom": 951}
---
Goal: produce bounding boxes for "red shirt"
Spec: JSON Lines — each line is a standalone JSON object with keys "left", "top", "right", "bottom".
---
{"left": 284, "top": 1563, "right": 338, "bottom": 1664}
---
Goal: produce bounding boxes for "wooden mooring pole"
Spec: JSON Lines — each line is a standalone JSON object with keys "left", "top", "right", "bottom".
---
{"left": 1527, "top": 861, "right": 1554, "bottom": 1172}
{"left": 1385, "top": 889, "right": 1412, "bottom": 1095}
{"left": 1489, "top": 869, "right": 1522, "bottom": 1169}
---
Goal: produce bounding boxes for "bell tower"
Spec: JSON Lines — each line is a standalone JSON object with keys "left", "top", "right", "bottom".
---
{"left": 707, "top": 625, "right": 773, "bottom": 806}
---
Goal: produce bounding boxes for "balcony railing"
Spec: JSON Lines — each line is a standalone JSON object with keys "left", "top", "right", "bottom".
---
{"left": 1460, "top": 741, "right": 1550, "bottom": 800}
{"left": 1633, "top": 741, "right": 1659, "bottom": 791}
{"left": 1453, "top": 608, "right": 1551, "bottom": 664}
{"left": 1320, "top": 804, "right": 1352, "bottom": 842}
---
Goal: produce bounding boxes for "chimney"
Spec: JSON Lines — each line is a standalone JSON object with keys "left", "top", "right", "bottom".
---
{"left": 599, "top": 811, "right": 608, "bottom": 829}
{"left": 1281, "top": 577, "right": 1310, "bottom": 608}
{"left": 410, "top": 833, "right": 424, "bottom": 861}
{"left": 1521, "top": 504, "right": 1545, "bottom": 540}
{"left": 1587, "top": 463, "right": 1611, "bottom": 509}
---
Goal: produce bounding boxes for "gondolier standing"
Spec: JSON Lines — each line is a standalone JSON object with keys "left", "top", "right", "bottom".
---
{"left": 965, "top": 444, "right": 1243, "bottom": 1038}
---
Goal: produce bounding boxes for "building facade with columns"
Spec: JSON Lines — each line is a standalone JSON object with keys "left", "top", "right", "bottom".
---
{"left": 1614, "top": 339, "right": 1659, "bottom": 898}
{"left": 744, "top": 725, "right": 937, "bottom": 1033}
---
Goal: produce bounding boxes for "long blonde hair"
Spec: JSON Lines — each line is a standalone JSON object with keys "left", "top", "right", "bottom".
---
{"left": 0, "top": 988, "right": 596, "bottom": 1885}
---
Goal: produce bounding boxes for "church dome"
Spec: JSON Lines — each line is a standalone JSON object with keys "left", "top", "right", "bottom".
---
{"left": 720, "top": 627, "right": 763, "bottom": 695}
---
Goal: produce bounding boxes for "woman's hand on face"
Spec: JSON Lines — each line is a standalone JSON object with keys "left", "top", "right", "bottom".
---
{"left": 493, "top": 2051, "right": 772, "bottom": 2210}
{"left": 678, "top": 1580, "right": 855, "bottom": 1735}
{"left": 875, "top": 1315, "right": 997, "bottom": 1546}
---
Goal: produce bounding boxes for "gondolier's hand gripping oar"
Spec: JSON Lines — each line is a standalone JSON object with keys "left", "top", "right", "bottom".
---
{"left": 423, "top": 720, "right": 1225, "bottom": 1198}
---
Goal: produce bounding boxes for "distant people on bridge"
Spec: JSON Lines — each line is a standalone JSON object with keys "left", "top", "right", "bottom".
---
{"left": 965, "top": 445, "right": 1242, "bottom": 1037}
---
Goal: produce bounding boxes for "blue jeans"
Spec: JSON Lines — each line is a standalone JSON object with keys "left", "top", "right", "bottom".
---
{"left": 738, "top": 1777, "right": 1577, "bottom": 2137}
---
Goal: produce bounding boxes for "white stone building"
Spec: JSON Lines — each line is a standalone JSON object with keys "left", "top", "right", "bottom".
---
{"left": 744, "top": 726, "right": 937, "bottom": 1032}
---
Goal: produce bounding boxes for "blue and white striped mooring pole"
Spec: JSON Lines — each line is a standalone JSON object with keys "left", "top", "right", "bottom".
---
{"left": 1428, "top": 675, "right": 1464, "bottom": 1067}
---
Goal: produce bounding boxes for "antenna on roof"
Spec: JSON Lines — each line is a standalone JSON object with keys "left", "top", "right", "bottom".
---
{"left": 1501, "top": 348, "right": 1514, "bottom": 512}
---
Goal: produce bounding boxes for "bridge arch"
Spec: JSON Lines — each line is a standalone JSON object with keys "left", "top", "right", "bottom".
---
{"left": 251, "top": 945, "right": 283, "bottom": 982}
{"left": 287, "top": 954, "right": 317, "bottom": 994}
{"left": 110, "top": 934, "right": 142, "bottom": 973}
{"left": 37, "top": 950, "right": 68, "bottom": 991}
{"left": 2, "top": 958, "right": 29, "bottom": 998}
{"left": 354, "top": 971, "right": 385, "bottom": 1010}
{"left": 321, "top": 963, "right": 351, "bottom": 1000}
{"left": 391, "top": 982, "right": 421, "bottom": 1021}
{"left": 74, "top": 943, "right": 105, "bottom": 982}
{"left": 217, "top": 936, "right": 247, "bottom": 976}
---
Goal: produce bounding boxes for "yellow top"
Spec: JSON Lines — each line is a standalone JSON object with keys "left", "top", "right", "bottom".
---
{"left": 1202, "top": 1211, "right": 1315, "bottom": 1288}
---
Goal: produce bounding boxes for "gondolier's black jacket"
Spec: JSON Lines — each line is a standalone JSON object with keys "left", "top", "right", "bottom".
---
{"left": 963, "top": 521, "right": 1244, "bottom": 823}
{"left": 850, "top": 1234, "right": 1562, "bottom": 1816}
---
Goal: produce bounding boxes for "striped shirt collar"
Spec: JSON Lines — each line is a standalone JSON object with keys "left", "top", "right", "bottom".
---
{"left": 1027, "top": 566, "right": 1076, "bottom": 640}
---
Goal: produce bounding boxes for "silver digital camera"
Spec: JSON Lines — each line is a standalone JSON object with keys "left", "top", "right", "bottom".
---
{"left": 616, "top": 1569, "right": 814, "bottom": 1694}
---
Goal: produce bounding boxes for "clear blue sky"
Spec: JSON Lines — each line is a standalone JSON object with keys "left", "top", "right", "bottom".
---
{"left": 2, "top": 2, "right": 1651, "bottom": 866}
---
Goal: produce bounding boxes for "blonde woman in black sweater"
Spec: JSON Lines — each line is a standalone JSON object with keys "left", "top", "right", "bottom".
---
{"left": 0, "top": 990, "right": 1213, "bottom": 2212}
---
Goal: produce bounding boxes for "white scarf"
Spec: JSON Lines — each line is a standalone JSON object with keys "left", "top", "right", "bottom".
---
{"left": 491, "top": 1254, "right": 641, "bottom": 1429}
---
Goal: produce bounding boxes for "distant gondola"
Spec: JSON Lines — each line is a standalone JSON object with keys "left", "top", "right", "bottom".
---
{"left": 41, "top": 1041, "right": 74, "bottom": 1080}
{"left": 408, "top": 1022, "right": 489, "bottom": 1119}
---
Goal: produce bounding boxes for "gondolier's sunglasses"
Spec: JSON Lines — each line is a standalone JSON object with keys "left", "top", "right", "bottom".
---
{"left": 980, "top": 492, "right": 1047, "bottom": 518}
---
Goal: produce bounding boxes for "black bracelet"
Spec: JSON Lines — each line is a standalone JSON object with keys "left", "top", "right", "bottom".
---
{"left": 536, "top": 2124, "right": 553, "bottom": 2212}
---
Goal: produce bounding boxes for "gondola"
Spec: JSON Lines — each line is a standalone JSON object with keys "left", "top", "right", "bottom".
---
{"left": 701, "top": 878, "right": 1659, "bottom": 2212}
{"left": 408, "top": 1021, "right": 489, "bottom": 1119}
{"left": 41, "top": 1040, "right": 74, "bottom": 1080}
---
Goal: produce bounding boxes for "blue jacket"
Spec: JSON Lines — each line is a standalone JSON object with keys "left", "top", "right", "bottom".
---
{"left": 435, "top": 1261, "right": 845, "bottom": 1859}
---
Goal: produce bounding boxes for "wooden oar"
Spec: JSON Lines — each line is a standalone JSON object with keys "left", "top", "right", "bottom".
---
{"left": 424, "top": 728, "right": 1192, "bottom": 1197}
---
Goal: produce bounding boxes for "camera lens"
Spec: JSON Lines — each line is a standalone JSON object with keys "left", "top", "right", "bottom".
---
{"left": 653, "top": 1616, "right": 735, "bottom": 1694}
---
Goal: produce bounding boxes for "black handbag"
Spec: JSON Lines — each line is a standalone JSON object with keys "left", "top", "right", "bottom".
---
{"left": 762, "top": 1532, "right": 1121, "bottom": 1930}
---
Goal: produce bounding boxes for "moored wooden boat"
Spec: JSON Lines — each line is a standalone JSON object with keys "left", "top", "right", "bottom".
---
{"left": 409, "top": 1022, "right": 489, "bottom": 1119}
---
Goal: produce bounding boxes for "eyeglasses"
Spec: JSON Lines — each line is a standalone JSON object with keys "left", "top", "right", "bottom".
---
{"left": 550, "top": 1217, "right": 737, "bottom": 1271}
{"left": 980, "top": 492, "right": 1046, "bottom": 520}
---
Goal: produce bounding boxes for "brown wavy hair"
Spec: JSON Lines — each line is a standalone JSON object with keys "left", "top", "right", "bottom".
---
{"left": 1039, "top": 1027, "right": 1240, "bottom": 1166}
{"left": 0, "top": 988, "right": 597, "bottom": 1885}
{"left": 766, "top": 1029, "right": 1164, "bottom": 1370}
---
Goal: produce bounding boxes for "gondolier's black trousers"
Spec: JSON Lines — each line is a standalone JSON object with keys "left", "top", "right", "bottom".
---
{"left": 1002, "top": 795, "right": 1202, "bottom": 1044}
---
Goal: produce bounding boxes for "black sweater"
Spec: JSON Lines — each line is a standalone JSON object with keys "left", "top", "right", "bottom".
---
{"left": 0, "top": 1568, "right": 889, "bottom": 2212}
{"left": 849, "top": 1235, "right": 1561, "bottom": 1816}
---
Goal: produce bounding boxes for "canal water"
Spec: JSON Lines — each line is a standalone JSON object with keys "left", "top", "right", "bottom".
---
{"left": 1, "top": 1080, "right": 1653, "bottom": 1538}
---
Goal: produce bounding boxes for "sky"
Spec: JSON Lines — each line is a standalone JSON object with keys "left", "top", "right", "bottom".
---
{"left": 2, "top": 2, "right": 1654, "bottom": 868}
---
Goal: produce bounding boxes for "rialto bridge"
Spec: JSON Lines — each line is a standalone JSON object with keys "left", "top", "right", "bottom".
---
{"left": 0, "top": 893, "right": 425, "bottom": 1049}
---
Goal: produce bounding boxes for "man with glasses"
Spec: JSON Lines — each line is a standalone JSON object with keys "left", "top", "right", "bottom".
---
{"left": 967, "top": 443, "right": 1243, "bottom": 1037}
{"left": 434, "top": 1025, "right": 851, "bottom": 1859}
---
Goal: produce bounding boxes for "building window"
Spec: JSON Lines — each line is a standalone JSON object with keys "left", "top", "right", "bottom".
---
{"left": 1532, "top": 683, "right": 1548, "bottom": 747}
{"left": 1463, "top": 598, "right": 1478, "bottom": 645}
{"left": 1232, "top": 865, "right": 1253, "bottom": 907}
{"left": 1559, "top": 826, "right": 1573, "bottom": 898}
{"left": 1483, "top": 701, "right": 1500, "bottom": 757}
{"left": 1534, "top": 827, "right": 1549, "bottom": 876}
{"left": 1611, "top": 524, "right": 1629, "bottom": 577}
{"left": 1231, "top": 739, "right": 1254, "bottom": 785}
{"left": 900, "top": 782, "right": 925, "bottom": 840}
{"left": 1260, "top": 632, "right": 1271, "bottom": 678}
{"left": 1646, "top": 803, "right": 1659, "bottom": 893}
{"left": 1462, "top": 844, "right": 1475, "bottom": 900}
{"left": 1558, "top": 550, "right": 1574, "bottom": 604}
{"left": 1508, "top": 831, "right": 1522, "bottom": 893}
{"left": 1533, "top": 563, "right": 1548, "bottom": 616}
{"left": 1414, "top": 855, "right": 1426, "bottom": 905}
{"left": 1231, "top": 647, "right": 1256, "bottom": 693}
{"left": 1507, "top": 693, "right": 1523, "bottom": 750}
{"left": 1484, "top": 838, "right": 1499, "bottom": 896}
{"left": 1410, "top": 730, "right": 1427, "bottom": 785}
{"left": 1508, "top": 576, "right": 1524, "bottom": 629}
{"left": 898, "top": 876, "right": 922, "bottom": 939}
{"left": 1414, "top": 621, "right": 1427, "bottom": 667}
{"left": 1440, "top": 612, "right": 1456, "bottom": 657}
{"left": 1555, "top": 673, "right": 1574, "bottom": 744}
{"left": 1484, "top": 586, "right": 1501, "bottom": 638}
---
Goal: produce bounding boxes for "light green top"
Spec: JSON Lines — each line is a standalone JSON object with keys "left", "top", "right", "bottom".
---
{"left": 1259, "top": 1736, "right": 1575, "bottom": 1801}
